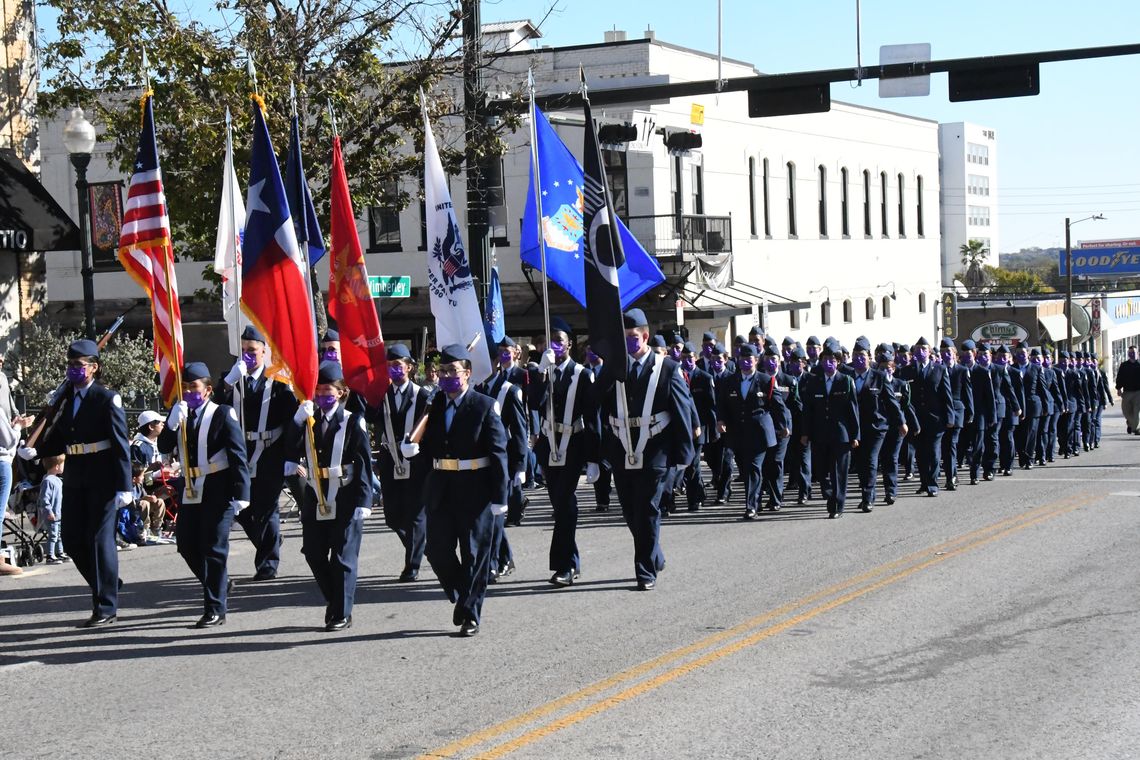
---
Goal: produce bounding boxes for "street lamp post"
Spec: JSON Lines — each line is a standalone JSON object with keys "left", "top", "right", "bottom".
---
{"left": 1064, "top": 213, "right": 1105, "bottom": 349}
{"left": 63, "top": 107, "right": 98, "bottom": 340}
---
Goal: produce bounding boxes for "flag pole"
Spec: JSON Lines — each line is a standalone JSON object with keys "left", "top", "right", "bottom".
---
{"left": 224, "top": 106, "right": 246, "bottom": 441}
{"left": 528, "top": 69, "right": 558, "bottom": 463}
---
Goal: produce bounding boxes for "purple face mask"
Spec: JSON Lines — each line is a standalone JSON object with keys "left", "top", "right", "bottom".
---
{"left": 822, "top": 358, "right": 838, "bottom": 375}
{"left": 712, "top": 359, "right": 725, "bottom": 373}
{"left": 914, "top": 349, "right": 929, "bottom": 364}
{"left": 786, "top": 362, "right": 803, "bottom": 377}
{"left": 994, "top": 355, "right": 1008, "bottom": 366}
{"left": 586, "top": 350, "right": 600, "bottom": 364}
{"left": 941, "top": 350, "right": 953, "bottom": 365}
{"left": 242, "top": 351, "right": 259, "bottom": 372}
{"left": 388, "top": 364, "right": 406, "bottom": 382}
{"left": 183, "top": 390, "right": 205, "bottom": 410}
{"left": 66, "top": 365, "right": 88, "bottom": 385}
{"left": 551, "top": 341, "right": 567, "bottom": 359}
{"left": 321, "top": 349, "right": 339, "bottom": 363}
{"left": 978, "top": 353, "right": 991, "bottom": 367}
{"left": 668, "top": 347, "right": 682, "bottom": 360}
{"left": 499, "top": 350, "right": 513, "bottom": 365}
{"left": 806, "top": 346, "right": 819, "bottom": 360}
{"left": 1043, "top": 357, "right": 1052, "bottom": 368}
{"left": 763, "top": 357, "right": 779, "bottom": 373}
{"left": 626, "top": 335, "right": 643, "bottom": 355}
{"left": 738, "top": 358, "right": 754, "bottom": 373}
{"left": 852, "top": 354, "right": 868, "bottom": 370}
{"left": 783, "top": 348, "right": 793, "bottom": 360}
{"left": 1031, "top": 357, "right": 1042, "bottom": 366}
{"left": 895, "top": 353, "right": 909, "bottom": 367}
{"left": 702, "top": 344, "right": 715, "bottom": 357}
{"left": 439, "top": 375, "right": 463, "bottom": 394}
{"left": 682, "top": 357, "right": 696, "bottom": 371}
{"left": 962, "top": 353, "right": 975, "bottom": 366}
{"left": 315, "top": 393, "right": 338, "bottom": 412}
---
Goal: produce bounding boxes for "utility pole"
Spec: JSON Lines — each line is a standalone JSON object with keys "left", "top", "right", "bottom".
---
{"left": 462, "top": 0, "right": 490, "bottom": 300}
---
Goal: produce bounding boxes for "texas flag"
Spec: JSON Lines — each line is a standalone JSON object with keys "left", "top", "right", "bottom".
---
{"left": 242, "top": 98, "right": 318, "bottom": 401}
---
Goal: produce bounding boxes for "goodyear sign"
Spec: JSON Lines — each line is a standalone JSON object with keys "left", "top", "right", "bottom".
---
{"left": 1059, "top": 238, "right": 1140, "bottom": 276}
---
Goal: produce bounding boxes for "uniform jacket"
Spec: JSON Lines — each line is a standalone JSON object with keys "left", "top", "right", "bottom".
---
{"left": 477, "top": 376, "right": 530, "bottom": 475}
{"left": 1040, "top": 366, "right": 1062, "bottom": 416}
{"left": 852, "top": 368, "right": 903, "bottom": 434}
{"left": 771, "top": 370, "right": 800, "bottom": 437}
{"left": 1013, "top": 363, "right": 1049, "bottom": 419}
{"left": 681, "top": 365, "right": 717, "bottom": 445}
{"left": 42, "top": 381, "right": 132, "bottom": 497}
{"left": 1097, "top": 369, "right": 1113, "bottom": 407}
{"left": 716, "top": 371, "right": 778, "bottom": 452}
{"left": 158, "top": 400, "right": 250, "bottom": 507}
{"left": 800, "top": 371, "right": 861, "bottom": 444}
{"left": 526, "top": 359, "right": 600, "bottom": 468}
{"left": 989, "top": 364, "right": 1021, "bottom": 421}
{"left": 899, "top": 361, "right": 954, "bottom": 430}
{"left": 1060, "top": 367, "right": 1084, "bottom": 413}
{"left": 369, "top": 380, "right": 432, "bottom": 483}
{"left": 596, "top": 352, "right": 696, "bottom": 470}
{"left": 292, "top": 404, "right": 372, "bottom": 524}
{"left": 968, "top": 364, "right": 998, "bottom": 427}
{"left": 217, "top": 369, "right": 299, "bottom": 481}
{"left": 946, "top": 363, "right": 976, "bottom": 428}
{"left": 887, "top": 375, "right": 921, "bottom": 431}
{"left": 421, "top": 389, "right": 509, "bottom": 511}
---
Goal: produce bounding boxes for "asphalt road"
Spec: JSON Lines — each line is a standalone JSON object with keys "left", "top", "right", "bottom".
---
{"left": 3, "top": 411, "right": 1139, "bottom": 760}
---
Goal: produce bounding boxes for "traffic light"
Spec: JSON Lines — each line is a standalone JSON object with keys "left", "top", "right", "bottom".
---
{"left": 664, "top": 128, "right": 702, "bottom": 153}
{"left": 598, "top": 122, "right": 638, "bottom": 144}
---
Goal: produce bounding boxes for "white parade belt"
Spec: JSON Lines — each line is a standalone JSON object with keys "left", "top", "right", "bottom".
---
{"left": 66, "top": 440, "right": 111, "bottom": 455}
{"left": 185, "top": 451, "right": 230, "bottom": 479}
{"left": 608, "top": 411, "right": 671, "bottom": 433}
{"left": 433, "top": 457, "right": 491, "bottom": 472}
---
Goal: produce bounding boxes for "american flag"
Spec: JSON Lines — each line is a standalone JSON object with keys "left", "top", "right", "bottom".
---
{"left": 117, "top": 92, "right": 184, "bottom": 406}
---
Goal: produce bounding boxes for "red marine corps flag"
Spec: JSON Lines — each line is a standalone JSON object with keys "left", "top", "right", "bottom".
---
{"left": 328, "top": 133, "right": 388, "bottom": 406}
{"left": 117, "top": 91, "right": 184, "bottom": 405}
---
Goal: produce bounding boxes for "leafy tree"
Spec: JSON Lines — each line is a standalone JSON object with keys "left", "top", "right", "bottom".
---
{"left": 983, "top": 265, "right": 1055, "bottom": 294}
{"left": 958, "top": 239, "right": 991, "bottom": 294}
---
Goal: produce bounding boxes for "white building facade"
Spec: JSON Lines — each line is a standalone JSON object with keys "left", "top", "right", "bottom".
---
{"left": 938, "top": 121, "right": 999, "bottom": 285}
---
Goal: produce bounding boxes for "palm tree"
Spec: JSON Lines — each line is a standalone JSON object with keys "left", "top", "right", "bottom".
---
{"left": 959, "top": 239, "right": 991, "bottom": 293}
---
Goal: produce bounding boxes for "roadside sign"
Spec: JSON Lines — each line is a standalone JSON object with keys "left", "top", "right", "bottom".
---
{"left": 368, "top": 275, "right": 411, "bottom": 298}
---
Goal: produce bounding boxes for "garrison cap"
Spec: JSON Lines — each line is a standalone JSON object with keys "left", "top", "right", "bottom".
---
{"left": 960, "top": 339, "right": 977, "bottom": 351}
{"left": 67, "top": 339, "right": 100, "bottom": 360}
{"left": 853, "top": 336, "right": 871, "bottom": 352}
{"left": 181, "top": 361, "right": 211, "bottom": 382}
{"left": 737, "top": 344, "right": 758, "bottom": 358}
{"left": 733, "top": 335, "right": 747, "bottom": 345}
{"left": 550, "top": 316, "right": 573, "bottom": 337}
{"left": 317, "top": 361, "right": 344, "bottom": 384}
{"left": 1029, "top": 348, "right": 1042, "bottom": 357}
{"left": 806, "top": 335, "right": 821, "bottom": 347}
{"left": 914, "top": 336, "right": 931, "bottom": 348}
{"left": 762, "top": 345, "right": 779, "bottom": 357}
{"left": 321, "top": 329, "right": 339, "bottom": 343}
{"left": 748, "top": 324, "right": 764, "bottom": 337}
{"left": 669, "top": 333, "right": 684, "bottom": 345}
{"left": 782, "top": 335, "right": 795, "bottom": 346}
{"left": 940, "top": 337, "right": 955, "bottom": 349}
{"left": 715, "top": 343, "right": 727, "bottom": 354}
{"left": 649, "top": 335, "right": 667, "bottom": 348}
{"left": 387, "top": 344, "right": 412, "bottom": 361}
{"left": 995, "top": 344, "right": 1010, "bottom": 355}
{"left": 820, "top": 342, "right": 838, "bottom": 357}
{"left": 876, "top": 342, "right": 894, "bottom": 357}
{"left": 622, "top": 309, "right": 648, "bottom": 328}
{"left": 683, "top": 341, "right": 697, "bottom": 354}
{"left": 702, "top": 331, "right": 717, "bottom": 342}
{"left": 1090, "top": 351, "right": 1099, "bottom": 360}
{"left": 497, "top": 336, "right": 517, "bottom": 349}
{"left": 241, "top": 325, "right": 266, "bottom": 343}
{"left": 440, "top": 343, "right": 472, "bottom": 364}
{"left": 791, "top": 346, "right": 807, "bottom": 359}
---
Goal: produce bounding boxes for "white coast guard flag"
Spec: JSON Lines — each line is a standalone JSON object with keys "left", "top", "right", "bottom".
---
{"left": 212, "top": 110, "right": 249, "bottom": 357}
{"left": 421, "top": 94, "right": 493, "bottom": 380}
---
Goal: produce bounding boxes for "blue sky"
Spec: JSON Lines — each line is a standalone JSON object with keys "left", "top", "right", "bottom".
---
{"left": 482, "top": 0, "right": 1140, "bottom": 252}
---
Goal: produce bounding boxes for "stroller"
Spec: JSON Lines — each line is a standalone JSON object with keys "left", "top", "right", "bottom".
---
{"left": 3, "top": 479, "right": 46, "bottom": 567}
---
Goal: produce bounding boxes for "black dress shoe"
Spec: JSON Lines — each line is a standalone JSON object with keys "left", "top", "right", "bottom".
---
{"left": 797, "top": 495, "right": 807, "bottom": 505}
{"left": 195, "top": 613, "right": 225, "bottom": 628}
{"left": 833, "top": 509, "right": 845, "bottom": 518}
{"left": 859, "top": 500, "right": 872, "bottom": 513}
{"left": 945, "top": 483, "right": 957, "bottom": 491}
{"left": 497, "top": 560, "right": 516, "bottom": 578}
{"left": 84, "top": 614, "right": 117, "bottom": 628}
{"left": 768, "top": 502, "right": 782, "bottom": 512}
{"left": 884, "top": 496, "right": 895, "bottom": 505}
{"left": 550, "top": 570, "right": 575, "bottom": 586}
{"left": 637, "top": 580, "right": 656, "bottom": 591}
{"left": 459, "top": 620, "right": 479, "bottom": 637}
{"left": 743, "top": 508, "right": 757, "bottom": 520}
{"left": 117, "top": 578, "right": 124, "bottom": 590}
{"left": 250, "top": 571, "right": 277, "bottom": 582}
{"left": 326, "top": 616, "right": 352, "bottom": 632}
{"left": 916, "top": 486, "right": 926, "bottom": 495}
{"left": 969, "top": 477, "right": 978, "bottom": 485}
{"left": 983, "top": 472, "right": 994, "bottom": 481}
{"left": 398, "top": 568, "right": 419, "bottom": 582}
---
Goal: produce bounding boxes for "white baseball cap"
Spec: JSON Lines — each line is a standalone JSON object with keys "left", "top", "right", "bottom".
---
{"left": 138, "top": 410, "right": 163, "bottom": 427}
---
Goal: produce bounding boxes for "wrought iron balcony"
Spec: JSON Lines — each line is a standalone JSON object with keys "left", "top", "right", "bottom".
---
{"left": 626, "top": 214, "right": 732, "bottom": 260}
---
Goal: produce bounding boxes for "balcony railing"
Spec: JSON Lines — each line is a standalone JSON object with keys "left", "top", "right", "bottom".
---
{"left": 626, "top": 214, "right": 732, "bottom": 260}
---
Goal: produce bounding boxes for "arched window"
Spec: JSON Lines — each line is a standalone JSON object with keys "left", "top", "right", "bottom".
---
{"left": 882, "top": 296, "right": 892, "bottom": 319}
{"left": 880, "top": 171, "right": 889, "bottom": 238}
{"left": 916, "top": 175, "right": 925, "bottom": 237}
{"left": 897, "top": 173, "right": 906, "bottom": 237}
{"left": 748, "top": 157, "right": 757, "bottom": 236}
{"left": 865, "top": 297, "right": 875, "bottom": 320}
{"left": 787, "top": 162, "right": 798, "bottom": 238}
{"left": 762, "top": 158, "right": 771, "bottom": 237}
{"left": 918, "top": 292, "right": 927, "bottom": 313}
{"left": 843, "top": 299, "right": 853, "bottom": 323}
{"left": 821, "top": 300, "right": 831, "bottom": 326}
{"left": 862, "top": 170, "right": 872, "bottom": 237}
{"left": 840, "top": 167, "right": 850, "bottom": 237}
{"left": 818, "top": 164, "right": 828, "bottom": 237}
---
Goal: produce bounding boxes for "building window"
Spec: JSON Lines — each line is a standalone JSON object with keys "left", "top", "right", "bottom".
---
{"left": 882, "top": 296, "right": 892, "bottom": 319}
{"left": 821, "top": 300, "right": 831, "bottom": 326}
{"left": 762, "top": 158, "right": 771, "bottom": 237}
{"left": 367, "top": 179, "right": 402, "bottom": 252}
{"left": 840, "top": 167, "right": 850, "bottom": 238}
{"left": 967, "top": 142, "right": 990, "bottom": 165}
{"left": 918, "top": 292, "right": 927, "bottom": 313}
{"left": 692, "top": 163, "right": 704, "bottom": 216}
{"left": 671, "top": 155, "right": 683, "bottom": 234}
{"left": 790, "top": 309, "right": 800, "bottom": 329}
{"left": 602, "top": 149, "right": 629, "bottom": 223}
{"left": 880, "top": 171, "right": 889, "bottom": 238}
{"left": 862, "top": 169, "right": 872, "bottom": 237}
{"left": 786, "top": 162, "right": 797, "bottom": 238}
{"left": 897, "top": 173, "right": 906, "bottom": 238}
{"left": 968, "top": 205, "right": 992, "bottom": 227}
{"left": 842, "top": 299, "right": 853, "bottom": 323}
{"left": 748, "top": 157, "right": 757, "bottom": 236}
{"left": 967, "top": 174, "right": 990, "bottom": 196}
{"left": 817, "top": 164, "right": 828, "bottom": 237}
{"left": 916, "top": 175, "right": 925, "bottom": 237}
{"left": 865, "top": 297, "right": 875, "bottom": 321}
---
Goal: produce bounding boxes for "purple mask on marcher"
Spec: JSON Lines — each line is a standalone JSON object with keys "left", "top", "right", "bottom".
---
{"left": 852, "top": 354, "right": 868, "bottom": 370}
{"left": 822, "top": 358, "right": 838, "bottom": 375}
{"left": 183, "top": 390, "right": 205, "bottom": 410}
{"left": 315, "top": 394, "right": 338, "bottom": 412}
{"left": 66, "top": 365, "right": 88, "bottom": 385}
{"left": 439, "top": 375, "right": 463, "bottom": 394}
{"left": 388, "top": 364, "right": 406, "bottom": 381}
{"left": 626, "top": 335, "right": 643, "bottom": 355}
{"left": 682, "top": 357, "right": 696, "bottom": 371}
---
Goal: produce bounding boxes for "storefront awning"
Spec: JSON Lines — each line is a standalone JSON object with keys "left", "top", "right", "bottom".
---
{"left": 1039, "top": 312, "right": 1084, "bottom": 342}
{"left": 0, "top": 149, "right": 80, "bottom": 252}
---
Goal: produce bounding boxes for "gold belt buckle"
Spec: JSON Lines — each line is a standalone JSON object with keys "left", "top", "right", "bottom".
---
{"left": 437, "top": 458, "right": 459, "bottom": 471}
{"left": 468, "top": 460, "right": 481, "bottom": 471}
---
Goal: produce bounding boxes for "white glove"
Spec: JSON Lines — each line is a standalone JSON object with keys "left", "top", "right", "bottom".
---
{"left": 585, "top": 462, "right": 601, "bottom": 484}
{"left": 353, "top": 507, "right": 372, "bottom": 521}
{"left": 167, "top": 401, "right": 187, "bottom": 430}
{"left": 284, "top": 461, "right": 300, "bottom": 477}
{"left": 513, "top": 471, "right": 525, "bottom": 487}
{"left": 232, "top": 500, "right": 250, "bottom": 514}
{"left": 17, "top": 446, "right": 37, "bottom": 461}
{"left": 224, "top": 358, "right": 247, "bottom": 385}
{"left": 293, "top": 400, "right": 314, "bottom": 426}
{"left": 400, "top": 441, "right": 420, "bottom": 458}
{"left": 491, "top": 503, "right": 508, "bottom": 516}
{"left": 114, "top": 491, "right": 134, "bottom": 508}
{"left": 538, "top": 348, "right": 557, "bottom": 374}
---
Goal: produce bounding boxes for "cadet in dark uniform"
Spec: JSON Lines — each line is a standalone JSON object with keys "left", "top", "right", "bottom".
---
{"left": 400, "top": 344, "right": 508, "bottom": 636}
{"left": 760, "top": 345, "right": 794, "bottom": 511}
{"left": 980, "top": 344, "right": 1019, "bottom": 477}
{"left": 680, "top": 342, "right": 715, "bottom": 511}
{"left": 800, "top": 343, "right": 859, "bottom": 517}
{"left": 783, "top": 346, "right": 812, "bottom": 504}
{"left": 850, "top": 337, "right": 902, "bottom": 510}
{"left": 1057, "top": 351, "right": 1082, "bottom": 457}
{"left": 899, "top": 338, "right": 953, "bottom": 497}
{"left": 963, "top": 342, "right": 996, "bottom": 484}
{"left": 992, "top": 346, "right": 1024, "bottom": 475}
{"left": 704, "top": 344, "right": 735, "bottom": 505}
{"left": 894, "top": 344, "right": 917, "bottom": 481}
{"left": 1080, "top": 352, "right": 1099, "bottom": 450}
{"left": 1012, "top": 346, "right": 1048, "bottom": 469}
{"left": 596, "top": 309, "right": 695, "bottom": 590}
{"left": 717, "top": 344, "right": 777, "bottom": 519}
{"left": 1037, "top": 351, "right": 1063, "bottom": 464}
{"left": 876, "top": 343, "right": 915, "bottom": 504}
{"left": 804, "top": 336, "right": 821, "bottom": 372}
{"left": 288, "top": 362, "right": 372, "bottom": 631}
{"left": 372, "top": 344, "right": 431, "bottom": 581}
{"left": 940, "top": 339, "right": 974, "bottom": 491}
{"left": 317, "top": 329, "right": 367, "bottom": 415}
{"left": 217, "top": 325, "right": 299, "bottom": 581}
{"left": 34, "top": 339, "right": 132, "bottom": 627}
{"left": 160, "top": 361, "right": 250, "bottom": 628}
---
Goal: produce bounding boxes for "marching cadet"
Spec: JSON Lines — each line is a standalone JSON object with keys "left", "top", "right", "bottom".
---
{"left": 218, "top": 325, "right": 299, "bottom": 581}
{"left": 1092, "top": 352, "right": 1114, "bottom": 447}
{"left": 850, "top": 337, "right": 902, "bottom": 511}
{"left": 697, "top": 331, "right": 726, "bottom": 374}
{"left": 1012, "top": 346, "right": 1049, "bottom": 469}
{"left": 1037, "top": 350, "right": 1064, "bottom": 464}
{"left": 961, "top": 342, "right": 996, "bottom": 484}
{"left": 30, "top": 339, "right": 132, "bottom": 627}
{"left": 978, "top": 344, "right": 1016, "bottom": 477}
{"left": 596, "top": 309, "right": 695, "bottom": 591}
{"left": 992, "top": 345, "right": 1025, "bottom": 476}
{"left": 780, "top": 336, "right": 797, "bottom": 371}
{"left": 400, "top": 344, "right": 508, "bottom": 636}
{"left": 477, "top": 338, "right": 529, "bottom": 582}
{"left": 894, "top": 344, "right": 917, "bottom": 482}
{"left": 680, "top": 342, "right": 716, "bottom": 511}
{"left": 160, "top": 361, "right": 250, "bottom": 628}
{"left": 783, "top": 346, "right": 813, "bottom": 504}
{"left": 876, "top": 343, "right": 915, "bottom": 505}
{"left": 716, "top": 344, "right": 776, "bottom": 520}
{"left": 286, "top": 362, "right": 372, "bottom": 631}
{"left": 704, "top": 344, "right": 736, "bottom": 505}
{"left": 940, "top": 339, "right": 974, "bottom": 491}
{"left": 1057, "top": 351, "right": 1083, "bottom": 457}
{"left": 1080, "top": 352, "right": 1099, "bottom": 449}
{"left": 804, "top": 336, "right": 822, "bottom": 371}
{"left": 532, "top": 318, "right": 600, "bottom": 586}
{"left": 899, "top": 338, "right": 953, "bottom": 497}
{"left": 760, "top": 345, "right": 794, "bottom": 511}
{"left": 317, "top": 329, "right": 367, "bottom": 415}
{"left": 800, "top": 342, "right": 859, "bottom": 518}
{"left": 372, "top": 344, "right": 431, "bottom": 582}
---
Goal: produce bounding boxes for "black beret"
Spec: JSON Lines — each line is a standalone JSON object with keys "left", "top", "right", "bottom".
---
{"left": 67, "top": 339, "right": 100, "bottom": 360}
{"left": 702, "top": 331, "right": 716, "bottom": 342}
{"left": 387, "top": 344, "right": 412, "bottom": 361}
{"left": 241, "top": 325, "right": 266, "bottom": 343}
{"left": 317, "top": 361, "right": 344, "bottom": 384}
{"left": 321, "top": 329, "right": 339, "bottom": 343}
{"left": 737, "top": 344, "right": 758, "bottom": 357}
{"left": 181, "top": 361, "right": 211, "bottom": 382}
{"left": 622, "top": 309, "right": 648, "bottom": 328}
{"left": 440, "top": 343, "right": 471, "bottom": 364}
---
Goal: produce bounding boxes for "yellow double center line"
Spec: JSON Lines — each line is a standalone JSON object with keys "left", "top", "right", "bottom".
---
{"left": 420, "top": 493, "right": 1100, "bottom": 759}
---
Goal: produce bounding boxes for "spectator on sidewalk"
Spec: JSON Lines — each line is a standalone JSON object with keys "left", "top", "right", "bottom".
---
{"left": 1115, "top": 346, "right": 1140, "bottom": 434}
{"left": 39, "top": 455, "right": 67, "bottom": 563}
{"left": 132, "top": 463, "right": 166, "bottom": 542}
